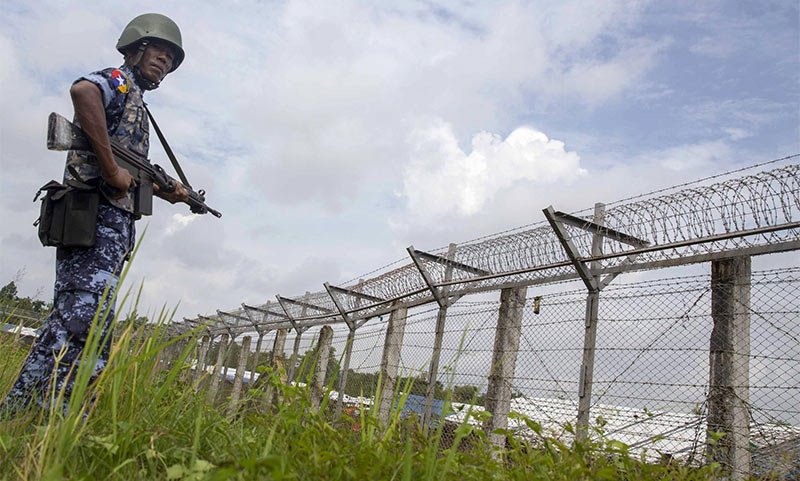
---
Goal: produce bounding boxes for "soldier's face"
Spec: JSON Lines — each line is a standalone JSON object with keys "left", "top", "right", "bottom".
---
{"left": 139, "top": 41, "right": 176, "bottom": 83}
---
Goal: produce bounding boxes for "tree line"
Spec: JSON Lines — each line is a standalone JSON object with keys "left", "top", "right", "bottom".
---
{"left": 0, "top": 281, "right": 51, "bottom": 327}
{"left": 205, "top": 339, "right": 486, "bottom": 404}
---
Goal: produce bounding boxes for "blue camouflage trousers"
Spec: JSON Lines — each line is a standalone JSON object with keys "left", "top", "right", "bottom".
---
{"left": 1, "top": 204, "right": 134, "bottom": 416}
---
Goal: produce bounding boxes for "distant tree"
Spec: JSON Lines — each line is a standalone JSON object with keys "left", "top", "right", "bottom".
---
{"left": 396, "top": 372, "right": 445, "bottom": 398}
{"left": 451, "top": 384, "right": 480, "bottom": 403}
{"left": 1, "top": 280, "right": 51, "bottom": 326}
{"left": 0, "top": 281, "right": 18, "bottom": 301}
{"left": 343, "top": 370, "right": 380, "bottom": 398}
{"left": 294, "top": 346, "right": 340, "bottom": 386}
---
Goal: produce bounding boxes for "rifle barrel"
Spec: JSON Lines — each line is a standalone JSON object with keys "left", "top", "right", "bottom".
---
{"left": 47, "top": 112, "right": 221, "bottom": 218}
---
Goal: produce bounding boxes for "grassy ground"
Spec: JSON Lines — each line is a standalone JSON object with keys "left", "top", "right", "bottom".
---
{"left": 0, "top": 313, "right": 731, "bottom": 481}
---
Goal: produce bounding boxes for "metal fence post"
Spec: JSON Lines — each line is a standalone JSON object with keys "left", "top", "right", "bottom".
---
{"left": 708, "top": 256, "right": 752, "bottom": 479}
{"left": 574, "top": 203, "right": 603, "bottom": 442}
{"left": 251, "top": 332, "right": 265, "bottom": 374}
{"left": 377, "top": 304, "right": 408, "bottom": 425}
{"left": 281, "top": 293, "right": 311, "bottom": 383}
{"left": 483, "top": 286, "right": 526, "bottom": 451}
{"left": 575, "top": 290, "right": 599, "bottom": 442}
{"left": 422, "top": 243, "right": 457, "bottom": 429}
{"left": 311, "top": 326, "right": 334, "bottom": 412}
{"left": 228, "top": 336, "right": 251, "bottom": 416}
{"left": 330, "top": 278, "right": 366, "bottom": 420}
{"left": 335, "top": 326, "right": 357, "bottom": 419}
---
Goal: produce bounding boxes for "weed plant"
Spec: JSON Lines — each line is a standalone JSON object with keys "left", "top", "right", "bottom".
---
{"left": 0, "top": 257, "right": 729, "bottom": 480}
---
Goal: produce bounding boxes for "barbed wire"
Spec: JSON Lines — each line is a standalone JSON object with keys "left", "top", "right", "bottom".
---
{"left": 175, "top": 162, "right": 800, "bottom": 475}
{"left": 189, "top": 161, "right": 799, "bottom": 334}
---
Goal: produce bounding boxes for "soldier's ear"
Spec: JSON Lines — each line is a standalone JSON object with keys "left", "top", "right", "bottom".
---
{"left": 121, "top": 43, "right": 144, "bottom": 67}
{"left": 122, "top": 50, "right": 135, "bottom": 66}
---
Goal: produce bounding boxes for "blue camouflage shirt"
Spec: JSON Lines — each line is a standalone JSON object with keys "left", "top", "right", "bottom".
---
{"left": 63, "top": 65, "right": 150, "bottom": 213}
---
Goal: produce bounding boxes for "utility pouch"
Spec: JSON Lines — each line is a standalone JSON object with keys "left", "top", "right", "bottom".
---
{"left": 34, "top": 179, "right": 100, "bottom": 248}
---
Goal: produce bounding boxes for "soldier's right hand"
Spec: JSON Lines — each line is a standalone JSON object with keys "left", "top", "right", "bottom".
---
{"left": 103, "top": 167, "right": 136, "bottom": 199}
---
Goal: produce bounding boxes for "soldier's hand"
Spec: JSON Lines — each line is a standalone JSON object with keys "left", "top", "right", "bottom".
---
{"left": 102, "top": 167, "right": 136, "bottom": 199}
{"left": 154, "top": 181, "right": 190, "bottom": 204}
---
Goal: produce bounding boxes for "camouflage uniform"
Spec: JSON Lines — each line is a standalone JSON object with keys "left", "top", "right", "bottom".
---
{"left": 1, "top": 66, "right": 148, "bottom": 416}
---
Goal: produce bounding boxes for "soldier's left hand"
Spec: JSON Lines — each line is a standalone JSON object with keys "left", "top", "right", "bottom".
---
{"left": 154, "top": 182, "right": 190, "bottom": 204}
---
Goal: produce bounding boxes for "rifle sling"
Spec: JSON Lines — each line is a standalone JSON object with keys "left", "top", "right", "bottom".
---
{"left": 143, "top": 103, "right": 192, "bottom": 189}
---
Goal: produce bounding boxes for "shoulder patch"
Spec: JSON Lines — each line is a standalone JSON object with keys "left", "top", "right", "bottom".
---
{"left": 111, "top": 69, "right": 128, "bottom": 94}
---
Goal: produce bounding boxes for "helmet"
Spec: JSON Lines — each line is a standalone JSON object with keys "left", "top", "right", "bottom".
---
{"left": 116, "top": 13, "right": 185, "bottom": 71}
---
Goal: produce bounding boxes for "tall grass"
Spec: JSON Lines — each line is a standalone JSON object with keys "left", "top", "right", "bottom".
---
{"left": 0, "top": 264, "right": 727, "bottom": 479}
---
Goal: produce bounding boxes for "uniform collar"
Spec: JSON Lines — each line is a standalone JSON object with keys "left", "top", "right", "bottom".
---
{"left": 120, "top": 65, "right": 148, "bottom": 93}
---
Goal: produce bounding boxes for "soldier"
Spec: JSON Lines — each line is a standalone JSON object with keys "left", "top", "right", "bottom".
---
{"left": 1, "top": 13, "right": 189, "bottom": 416}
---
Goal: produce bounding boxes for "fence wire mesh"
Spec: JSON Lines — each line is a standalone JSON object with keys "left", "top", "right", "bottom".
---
{"left": 268, "top": 266, "right": 799, "bottom": 477}
{"left": 193, "top": 162, "right": 800, "bottom": 334}
{"left": 170, "top": 161, "right": 800, "bottom": 478}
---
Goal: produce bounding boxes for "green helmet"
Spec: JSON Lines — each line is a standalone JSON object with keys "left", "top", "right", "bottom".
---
{"left": 116, "top": 13, "right": 185, "bottom": 71}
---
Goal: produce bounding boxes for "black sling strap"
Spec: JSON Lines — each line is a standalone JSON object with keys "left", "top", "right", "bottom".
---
{"left": 143, "top": 103, "right": 192, "bottom": 189}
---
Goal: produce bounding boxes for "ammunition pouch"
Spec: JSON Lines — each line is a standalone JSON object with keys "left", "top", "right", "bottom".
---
{"left": 34, "top": 178, "right": 100, "bottom": 248}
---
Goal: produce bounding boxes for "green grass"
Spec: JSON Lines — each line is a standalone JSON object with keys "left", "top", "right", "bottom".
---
{"left": 0, "top": 317, "right": 729, "bottom": 481}
{"left": 0, "top": 254, "right": 726, "bottom": 480}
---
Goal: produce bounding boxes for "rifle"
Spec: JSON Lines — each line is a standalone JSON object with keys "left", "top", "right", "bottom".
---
{"left": 46, "top": 112, "right": 222, "bottom": 218}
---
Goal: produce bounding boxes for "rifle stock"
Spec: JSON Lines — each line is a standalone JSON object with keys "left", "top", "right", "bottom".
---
{"left": 46, "top": 112, "right": 221, "bottom": 218}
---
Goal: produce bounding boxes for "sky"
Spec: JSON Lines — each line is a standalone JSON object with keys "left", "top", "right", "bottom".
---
{"left": 1, "top": 0, "right": 798, "bottom": 322}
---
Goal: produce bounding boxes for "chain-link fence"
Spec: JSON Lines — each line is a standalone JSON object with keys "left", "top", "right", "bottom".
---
{"left": 124, "top": 160, "right": 800, "bottom": 479}
{"left": 224, "top": 264, "right": 797, "bottom": 478}
{"left": 4, "top": 160, "right": 798, "bottom": 478}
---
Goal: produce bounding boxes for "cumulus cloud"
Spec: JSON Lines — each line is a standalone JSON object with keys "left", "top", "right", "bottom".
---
{"left": 165, "top": 213, "right": 198, "bottom": 236}
{"left": 1, "top": 0, "right": 795, "bottom": 320}
{"left": 400, "top": 120, "right": 585, "bottom": 221}
{"left": 555, "top": 38, "right": 670, "bottom": 105}
{"left": 723, "top": 127, "right": 752, "bottom": 141}
{"left": 690, "top": 35, "right": 736, "bottom": 59}
{"left": 235, "top": 0, "right": 663, "bottom": 208}
{"left": 653, "top": 141, "right": 732, "bottom": 171}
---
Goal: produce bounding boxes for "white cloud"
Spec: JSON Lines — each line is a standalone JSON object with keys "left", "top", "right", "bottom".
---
{"left": 165, "top": 213, "right": 198, "bottom": 235}
{"left": 654, "top": 141, "right": 732, "bottom": 171}
{"left": 555, "top": 38, "right": 670, "bottom": 105}
{"left": 723, "top": 127, "right": 752, "bottom": 141}
{"left": 233, "top": 0, "right": 663, "bottom": 207}
{"left": 399, "top": 120, "right": 585, "bottom": 222}
{"left": 690, "top": 35, "right": 736, "bottom": 58}
{"left": 0, "top": 0, "right": 796, "bottom": 320}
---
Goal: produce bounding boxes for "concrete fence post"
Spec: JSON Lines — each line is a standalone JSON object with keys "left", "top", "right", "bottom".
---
{"left": 206, "top": 333, "right": 229, "bottom": 404}
{"left": 288, "top": 330, "right": 304, "bottom": 383}
{"left": 161, "top": 337, "right": 179, "bottom": 369}
{"left": 576, "top": 203, "right": 604, "bottom": 443}
{"left": 271, "top": 328, "right": 288, "bottom": 372}
{"left": 423, "top": 243, "right": 457, "bottom": 429}
{"left": 707, "top": 256, "right": 751, "bottom": 479}
{"left": 377, "top": 304, "right": 408, "bottom": 425}
{"left": 310, "top": 326, "right": 334, "bottom": 412}
{"left": 193, "top": 335, "right": 211, "bottom": 387}
{"left": 175, "top": 334, "right": 197, "bottom": 384}
{"left": 263, "top": 328, "right": 289, "bottom": 408}
{"left": 251, "top": 332, "right": 265, "bottom": 376}
{"left": 155, "top": 329, "right": 182, "bottom": 372}
{"left": 228, "top": 336, "right": 251, "bottom": 416}
{"left": 575, "top": 290, "right": 600, "bottom": 442}
{"left": 335, "top": 327, "right": 357, "bottom": 419}
{"left": 483, "top": 286, "right": 526, "bottom": 452}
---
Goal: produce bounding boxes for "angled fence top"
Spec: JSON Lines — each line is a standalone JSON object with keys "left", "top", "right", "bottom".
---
{"left": 186, "top": 160, "right": 800, "bottom": 335}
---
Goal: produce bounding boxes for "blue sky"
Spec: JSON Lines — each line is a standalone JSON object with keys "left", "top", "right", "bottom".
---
{"left": 0, "top": 0, "right": 798, "bottom": 320}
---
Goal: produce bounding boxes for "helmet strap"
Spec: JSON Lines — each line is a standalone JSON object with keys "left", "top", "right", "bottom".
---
{"left": 125, "top": 41, "right": 160, "bottom": 91}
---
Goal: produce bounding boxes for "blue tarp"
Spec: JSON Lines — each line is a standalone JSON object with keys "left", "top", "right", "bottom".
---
{"left": 398, "top": 393, "right": 444, "bottom": 419}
